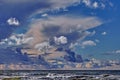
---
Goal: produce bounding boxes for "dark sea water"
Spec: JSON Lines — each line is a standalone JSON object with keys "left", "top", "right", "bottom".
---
{"left": 2, "top": 70, "right": 120, "bottom": 74}
{"left": 0, "top": 70, "right": 120, "bottom": 80}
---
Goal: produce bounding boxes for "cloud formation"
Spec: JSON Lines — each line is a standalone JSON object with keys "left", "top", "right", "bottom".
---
{"left": 101, "top": 32, "right": 107, "bottom": 35}
{"left": 7, "top": 17, "right": 20, "bottom": 26}
{"left": 82, "top": 0, "right": 106, "bottom": 9}
{"left": 41, "top": 13, "right": 48, "bottom": 17}
{"left": 0, "top": 0, "right": 117, "bottom": 69}
{"left": 54, "top": 36, "right": 68, "bottom": 45}
{"left": 93, "top": 2, "right": 98, "bottom": 8}
{"left": 0, "top": 0, "right": 108, "bottom": 57}
{"left": 0, "top": 33, "right": 34, "bottom": 47}
{"left": 27, "top": 16, "right": 101, "bottom": 42}
{"left": 81, "top": 40, "right": 96, "bottom": 48}
{"left": 20, "top": 15, "right": 101, "bottom": 55}
{"left": 104, "top": 50, "right": 120, "bottom": 55}
{"left": 116, "top": 50, "right": 120, "bottom": 54}
{"left": 34, "top": 42, "right": 51, "bottom": 53}
{"left": 0, "top": 15, "right": 102, "bottom": 55}
{"left": 2, "top": 0, "right": 111, "bottom": 16}
{"left": 0, "top": 34, "right": 23, "bottom": 46}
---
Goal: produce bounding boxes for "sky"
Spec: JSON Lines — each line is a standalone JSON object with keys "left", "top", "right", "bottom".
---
{"left": 0, "top": 0, "right": 120, "bottom": 69}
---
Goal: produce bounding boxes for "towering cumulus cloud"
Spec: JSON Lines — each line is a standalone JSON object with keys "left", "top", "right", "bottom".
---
{"left": 21, "top": 15, "right": 102, "bottom": 55}
{"left": 0, "top": 0, "right": 107, "bottom": 58}
{"left": 0, "top": 0, "right": 104, "bottom": 56}
{"left": 1, "top": 0, "right": 115, "bottom": 69}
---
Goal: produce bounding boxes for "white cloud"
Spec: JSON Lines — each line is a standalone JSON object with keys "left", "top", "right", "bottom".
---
{"left": 26, "top": 16, "right": 102, "bottom": 47}
{"left": 93, "top": 2, "right": 98, "bottom": 9}
{"left": 116, "top": 50, "right": 120, "bottom": 54}
{"left": 105, "top": 50, "right": 120, "bottom": 54}
{"left": 0, "top": 33, "right": 34, "bottom": 47}
{"left": 31, "top": 16, "right": 102, "bottom": 33}
{"left": 82, "top": 0, "right": 91, "bottom": 7}
{"left": 11, "top": 15, "right": 102, "bottom": 55}
{"left": 22, "top": 37, "right": 34, "bottom": 44}
{"left": 0, "top": 34, "right": 23, "bottom": 46}
{"left": 101, "top": 3, "right": 105, "bottom": 9}
{"left": 34, "top": 42, "right": 51, "bottom": 52}
{"left": 69, "top": 43, "right": 79, "bottom": 49}
{"left": 54, "top": 36, "right": 68, "bottom": 45}
{"left": 101, "top": 32, "right": 107, "bottom": 35}
{"left": 7, "top": 17, "right": 20, "bottom": 26}
{"left": 41, "top": 13, "right": 48, "bottom": 17}
{"left": 81, "top": 40, "right": 96, "bottom": 48}
{"left": 81, "top": 0, "right": 110, "bottom": 9}
{"left": 31, "top": 0, "right": 111, "bottom": 16}
{"left": 48, "top": 0, "right": 81, "bottom": 10}
{"left": 87, "top": 30, "right": 96, "bottom": 36}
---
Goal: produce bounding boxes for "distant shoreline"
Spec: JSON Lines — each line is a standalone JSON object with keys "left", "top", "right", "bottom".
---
{"left": 0, "top": 69, "right": 120, "bottom": 71}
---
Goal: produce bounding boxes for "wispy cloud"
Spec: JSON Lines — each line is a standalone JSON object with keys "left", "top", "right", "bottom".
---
{"left": 2, "top": 0, "right": 112, "bottom": 14}
{"left": 103, "top": 50, "right": 120, "bottom": 55}
{"left": 116, "top": 50, "right": 120, "bottom": 54}
{"left": 80, "top": 40, "right": 96, "bottom": 48}
{"left": 22, "top": 15, "right": 101, "bottom": 54}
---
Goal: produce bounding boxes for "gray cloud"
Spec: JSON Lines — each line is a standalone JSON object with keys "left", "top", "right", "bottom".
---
{"left": 0, "top": 0, "right": 104, "bottom": 56}
{"left": 0, "top": 0, "right": 116, "bottom": 69}
{"left": 22, "top": 15, "right": 102, "bottom": 54}
{"left": 27, "top": 16, "right": 101, "bottom": 41}
{"left": 1, "top": 0, "right": 110, "bottom": 16}
{"left": 0, "top": 15, "right": 102, "bottom": 55}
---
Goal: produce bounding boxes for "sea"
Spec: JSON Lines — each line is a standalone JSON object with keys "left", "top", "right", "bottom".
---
{"left": 0, "top": 70, "right": 120, "bottom": 80}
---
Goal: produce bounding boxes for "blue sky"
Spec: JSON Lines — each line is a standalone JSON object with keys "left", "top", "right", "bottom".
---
{"left": 0, "top": 0, "right": 120, "bottom": 69}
